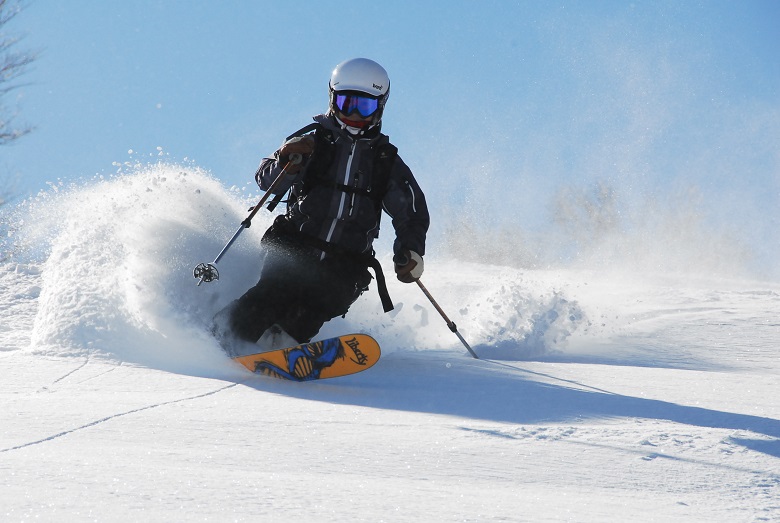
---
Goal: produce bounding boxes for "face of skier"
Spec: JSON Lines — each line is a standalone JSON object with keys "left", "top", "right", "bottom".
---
{"left": 336, "top": 109, "right": 374, "bottom": 129}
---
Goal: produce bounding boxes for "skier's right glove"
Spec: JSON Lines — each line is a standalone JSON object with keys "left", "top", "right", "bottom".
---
{"left": 394, "top": 250, "right": 424, "bottom": 283}
{"left": 278, "top": 136, "right": 315, "bottom": 174}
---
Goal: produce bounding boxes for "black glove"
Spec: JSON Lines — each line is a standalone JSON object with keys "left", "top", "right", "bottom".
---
{"left": 393, "top": 250, "right": 424, "bottom": 283}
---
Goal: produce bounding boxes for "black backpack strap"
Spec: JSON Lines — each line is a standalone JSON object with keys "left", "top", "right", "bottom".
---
{"left": 285, "top": 122, "right": 321, "bottom": 141}
{"left": 369, "top": 139, "right": 398, "bottom": 203}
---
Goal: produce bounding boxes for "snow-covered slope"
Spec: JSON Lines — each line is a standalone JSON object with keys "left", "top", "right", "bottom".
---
{"left": 1, "top": 165, "right": 778, "bottom": 521}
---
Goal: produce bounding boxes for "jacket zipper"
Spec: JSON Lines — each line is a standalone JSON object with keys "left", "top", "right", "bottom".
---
{"left": 324, "top": 139, "right": 357, "bottom": 248}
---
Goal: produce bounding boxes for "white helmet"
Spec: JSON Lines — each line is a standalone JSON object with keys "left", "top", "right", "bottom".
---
{"left": 329, "top": 58, "right": 390, "bottom": 127}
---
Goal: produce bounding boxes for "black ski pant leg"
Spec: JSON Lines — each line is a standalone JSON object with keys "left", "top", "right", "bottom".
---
{"left": 278, "top": 259, "right": 372, "bottom": 343}
{"left": 222, "top": 248, "right": 302, "bottom": 344}
{"left": 223, "top": 281, "right": 279, "bottom": 344}
{"left": 213, "top": 226, "right": 373, "bottom": 347}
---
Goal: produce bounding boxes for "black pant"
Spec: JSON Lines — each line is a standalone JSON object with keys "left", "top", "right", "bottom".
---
{"left": 218, "top": 226, "right": 372, "bottom": 345}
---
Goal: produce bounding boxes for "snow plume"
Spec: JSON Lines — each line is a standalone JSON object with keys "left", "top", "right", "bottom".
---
{"left": 316, "top": 261, "right": 587, "bottom": 361}
{"left": 7, "top": 162, "right": 269, "bottom": 377}
{"left": 441, "top": 177, "right": 765, "bottom": 280}
{"left": 2, "top": 161, "right": 591, "bottom": 369}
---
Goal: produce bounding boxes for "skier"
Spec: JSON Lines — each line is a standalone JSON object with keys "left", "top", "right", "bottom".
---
{"left": 213, "top": 58, "right": 429, "bottom": 355}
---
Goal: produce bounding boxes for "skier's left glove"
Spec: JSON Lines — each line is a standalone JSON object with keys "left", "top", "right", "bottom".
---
{"left": 394, "top": 250, "right": 424, "bottom": 283}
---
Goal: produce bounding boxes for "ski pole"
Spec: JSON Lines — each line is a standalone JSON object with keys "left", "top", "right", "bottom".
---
{"left": 193, "top": 153, "right": 302, "bottom": 286}
{"left": 415, "top": 279, "right": 479, "bottom": 359}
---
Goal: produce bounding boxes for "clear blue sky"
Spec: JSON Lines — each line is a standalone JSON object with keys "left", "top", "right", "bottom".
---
{"left": 3, "top": 1, "right": 779, "bottom": 271}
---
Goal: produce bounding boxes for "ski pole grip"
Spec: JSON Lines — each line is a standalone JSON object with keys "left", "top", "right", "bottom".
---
{"left": 289, "top": 153, "right": 303, "bottom": 165}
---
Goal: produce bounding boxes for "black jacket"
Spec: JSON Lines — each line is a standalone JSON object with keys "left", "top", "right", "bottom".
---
{"left": 256, "top": 114, "right": 429, "bottom": 259}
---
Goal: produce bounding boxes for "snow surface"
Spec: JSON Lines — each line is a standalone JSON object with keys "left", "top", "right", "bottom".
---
{"left": 1, "top": 164, "right": 778, "bottom": 521}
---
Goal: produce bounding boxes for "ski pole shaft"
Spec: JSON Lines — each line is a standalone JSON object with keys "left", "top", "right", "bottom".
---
{"left": 210, "top": 153, "right": 301, "bottom": 266}
{"left": 211, "top": 224, "right": 244, "bottom": 266}
{"left": 416, "top": 279, "right": 479, "bottom": 359}
{"left": 194, "top": 154, "right": 302, "bottom": 285}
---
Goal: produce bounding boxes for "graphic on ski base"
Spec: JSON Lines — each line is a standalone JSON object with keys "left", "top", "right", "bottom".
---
{"left": 233, "top": 334, "right": 380, "bottom": 381}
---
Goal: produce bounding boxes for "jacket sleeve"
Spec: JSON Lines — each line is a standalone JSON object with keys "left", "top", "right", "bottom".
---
{"left": 254, "top": 151, "right": 303, "bottom": 195}
{"left": 382, "top": 155, "right": 430, "bottom": 257}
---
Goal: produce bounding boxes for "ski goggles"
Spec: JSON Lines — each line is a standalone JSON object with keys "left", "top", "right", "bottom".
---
{"left": 333, "top": 92, "right": 380, "bottom": 118}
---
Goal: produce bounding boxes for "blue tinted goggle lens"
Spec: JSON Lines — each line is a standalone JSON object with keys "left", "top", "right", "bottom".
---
{"left": 335, "top": 93, "right": 379, "bottom": 117}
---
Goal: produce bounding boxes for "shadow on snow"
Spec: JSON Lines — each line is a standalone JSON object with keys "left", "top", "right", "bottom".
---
{"left": 238, "top": 349, "right": 780, "bottom": 458}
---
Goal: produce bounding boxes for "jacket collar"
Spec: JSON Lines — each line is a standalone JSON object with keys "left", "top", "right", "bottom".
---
{"left": 315, "top": 113, "right": 383, "bottom": 142}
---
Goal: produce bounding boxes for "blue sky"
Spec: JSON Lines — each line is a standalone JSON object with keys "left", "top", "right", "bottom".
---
{"left": 3, "top": 1, "right": 779, "bottom": 273}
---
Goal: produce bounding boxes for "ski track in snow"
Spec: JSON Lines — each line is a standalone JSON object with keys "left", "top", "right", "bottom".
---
{"left": 1, "top": 165, "right": 778, "bottom": 521}
{"left": 2, "top": 377, "right": 239, "bottom": 454}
